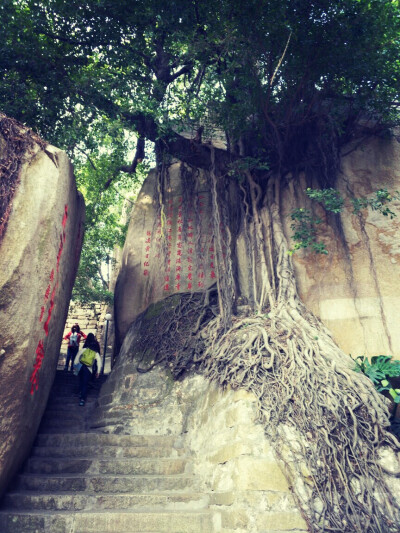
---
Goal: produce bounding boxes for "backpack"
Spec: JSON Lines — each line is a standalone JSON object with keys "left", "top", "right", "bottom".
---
{"left": 80, "top": 348, "right": 97, "bottom": 367}
{"left": 70, "top": 332, "right": 79, "bottom": 347}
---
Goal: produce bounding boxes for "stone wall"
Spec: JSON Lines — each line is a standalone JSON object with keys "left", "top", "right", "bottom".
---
{"left": 184, "top": 381, "right": 308, "bottom": 533}
{"left": 61, "top": 302, "right": 108, "bottom": 353}
{"left": 0, "top": 134, "right": 85, "bottom": 497}
{"left": 96, "top": 338, "right": 308, "bottom": 532}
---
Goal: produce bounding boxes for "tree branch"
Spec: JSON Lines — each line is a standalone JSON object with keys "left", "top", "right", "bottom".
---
{"left": 79, "top": 89, "right": 233, "bottom": 172}
{"left": 105, "top": 136, "right": 145, "bottom": 189}
{"left": 168, "top": 64, "right": 193, "bottom": 83}
{"left": 77, "top": 147, "right": 97, "bottom": 170}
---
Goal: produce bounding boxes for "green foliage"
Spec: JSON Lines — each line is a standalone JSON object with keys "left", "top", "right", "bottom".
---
{"left": 227, "top": 157, "right": 270, "bottom": 180}
{"left": 71, "top": 129, "right": 147, "bottom": 303}
{"left": 289, "top": 208, "right": 328, "bottom": 255}
{"left": 352, "top": 354, "right": 400, "bottom": 404}
{"left": 351, "top": 188, "right": 400, "bottom": 218}
{"left": 305, "top": 188, "right": 344, "bottom": 213}
{"left": 1, "top": 0, "right": 399, "bottom": 161}
{"left": 290, "top": 187, "right": 400, "bottom": 254}
{"left": 2, "top": 0, "right": 400, "bottom": 290}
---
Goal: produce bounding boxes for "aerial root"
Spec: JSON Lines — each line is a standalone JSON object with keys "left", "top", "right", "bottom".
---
{"left": 192, "top": 309, "right": 400, "bottom": 533}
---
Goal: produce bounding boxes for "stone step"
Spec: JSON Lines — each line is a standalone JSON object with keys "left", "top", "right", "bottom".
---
{"left": 37, "top": 427, "right": 90, "bottom": 435}
{"left": 41, "top": 410, "right": 84, "bottom": 419}
{"left": 44, "top": 399, "right": 97, "bottom": 409}
{"left": 31, "top": 445, "right": 183, "bottom": 459}
{"left": 15, "top": 474, "right": 196, "bottom": 493}
{"left": 34, "top": 433, "right": 179, "bottom": 448}
{"left": 38, "top": 419, "right": 91, "bottom": 431}
{"left": 2, "top": 491, "right": 208, "bottom": 511}
{"left": 50, "top": 380, "right": 104, "bottom": 389}
{"left": 24, "top": 457, "right": 188, "bottom": 476}
{"left": 39, "top": 416, "right": 85, "bottom": 427}
{"left": 49, "top": 385, "right": 96, "bottom": 394}
{"left": 0, "top": 510, "right": 215, "bottom": 533}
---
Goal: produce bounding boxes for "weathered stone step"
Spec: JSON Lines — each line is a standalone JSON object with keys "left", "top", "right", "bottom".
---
{"left": 32, "top": 445, "right": 183, "bottom": 458}
{"left": 41, "top": 410, "right": 83, "bottom": 420}
{"left": 25, "top": 457, "right": 187, "bottom": 476}
{"left": 35, "top": 433, "right": 179, "bottom": 448}
{"left": 15, "top": 473, "right": 196, "bottom": 493}
{"left": 49, "top": 384, "right": 101, "bottom": 394}
{"left": 48, "top": 383, "right": 80, "bottom": 390}
{"left": 0, "top": 510, "right": 215, "bottom": 533}
{"left": 38, "top": 419, "right": 91, "bottom": 430}
{"left": 41, "top": 400, "right": 97, "bottom": 411}
{"left": 2, "top": 491, "right": 208, "bottom": 511}
{"left": 39, "top": 417, "right": 85, "bottom": 428}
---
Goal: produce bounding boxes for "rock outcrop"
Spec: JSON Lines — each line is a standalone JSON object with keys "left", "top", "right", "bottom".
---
{"left": 97, "top": 297, "right": 400, "bottom": 532}
{"left": 94, "top": 299, "right": 309, "bottom": 533}
{"left": 115, "top": 136, "right": 400, "bottom": 359}
{"left": 0, "top": 124, "right": 84, "bottom": 497}
{"left": 280, "top": 135, "right": 400, "bottom": 357}
{"left": 114, "top": 164, "right": 216, "bottom": 350}
{"left": 107, "top": 134, "right": 400, "bottom": 531}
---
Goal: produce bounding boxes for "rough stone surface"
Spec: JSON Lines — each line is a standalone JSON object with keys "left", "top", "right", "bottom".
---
{"left": 114, "top": 162, "right": 217, "bottom": 350}
{"left": 95, "top": 302, "right": 308, "bottom": 532}
{"left": 0, "top": 140, "right": 84, "bottom": 498}
{"left": 280, "top": 136, "right": 400, "bottom": 358}
{"left": 117, "top": 136, "right": 400, "bottom": 359}
{"left": 108, "top": 137, "right": 400, "bottom": 529}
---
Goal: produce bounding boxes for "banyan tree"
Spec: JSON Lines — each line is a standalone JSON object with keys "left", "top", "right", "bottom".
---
{"left": 2, "top": 0, "right": 400, "bottom": 530}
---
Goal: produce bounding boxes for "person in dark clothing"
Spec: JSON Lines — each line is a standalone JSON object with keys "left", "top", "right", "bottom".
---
{"left": 76, "top": 333, "right": 101, "bottom": 406}
{"left": 63, "top": 325, "right": 87, "bottom": 371}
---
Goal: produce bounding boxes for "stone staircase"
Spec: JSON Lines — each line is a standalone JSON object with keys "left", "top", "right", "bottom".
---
{"left": 0, "top": 370, "right": 217, "bottom": 532}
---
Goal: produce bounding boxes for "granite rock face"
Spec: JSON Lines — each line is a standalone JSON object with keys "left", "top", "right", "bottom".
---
{"left": 0, "top": 138, "right": 85, "bottom": 497}
{"left": 280, "top": 136, "right": 400, "bottom": 357}
{"left": 116, "top": 136, "right": 400, "bottom": 359}
{"left": 114, "top": 163, "right": 216, "bottom": 350}
{"left": 108, "top": 136, "right": 400, "bottom": 530}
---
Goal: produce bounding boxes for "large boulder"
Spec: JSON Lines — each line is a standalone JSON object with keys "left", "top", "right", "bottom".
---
{"left": 280, "top": 135, "right": 400, "bottom": 357}
{"left": 114, "top": 163, "right": 216, "bottom": 350}
{"left": 0, "top": 120, "right": 84, "bottom": 497}
{"left": 116, "top": 136, "right": 400, "bottom": 359}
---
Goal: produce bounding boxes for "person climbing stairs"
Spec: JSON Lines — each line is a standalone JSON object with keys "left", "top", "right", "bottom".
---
{"left": 0, "top": 370, "right": 217, "bottom": 532}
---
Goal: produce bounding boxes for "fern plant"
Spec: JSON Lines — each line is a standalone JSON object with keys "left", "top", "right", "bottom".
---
{"left": 352, "top": 355, "right": 400, "bottom": 404}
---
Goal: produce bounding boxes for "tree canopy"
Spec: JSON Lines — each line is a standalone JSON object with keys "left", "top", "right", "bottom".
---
{"left": 1, "top": 0, "right": 399, "bottom": 177}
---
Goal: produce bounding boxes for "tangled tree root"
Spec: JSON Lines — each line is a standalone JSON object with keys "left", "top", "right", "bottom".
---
{"left": 137, "top": 291, "right": 400, "bottom": 532}
{"left": 133, "top": 288, "right": 218, "bottom": 378}
{"left": 0, "top": 113, "right": 46, "bottom": 242}
{"left": 140, "top": 157, "right": 400, "bottom": 531}
{"left": 196, "top": 308, "right": 400, "bottom": 533}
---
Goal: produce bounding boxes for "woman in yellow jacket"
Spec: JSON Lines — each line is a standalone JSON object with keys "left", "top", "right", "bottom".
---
{"left": 75, "top": 333, "right": 101, "bottom": 406}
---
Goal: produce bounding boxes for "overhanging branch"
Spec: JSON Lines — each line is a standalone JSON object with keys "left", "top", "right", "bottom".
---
{"left": 79, "top": 88, "right": 233, "bottom": 172}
